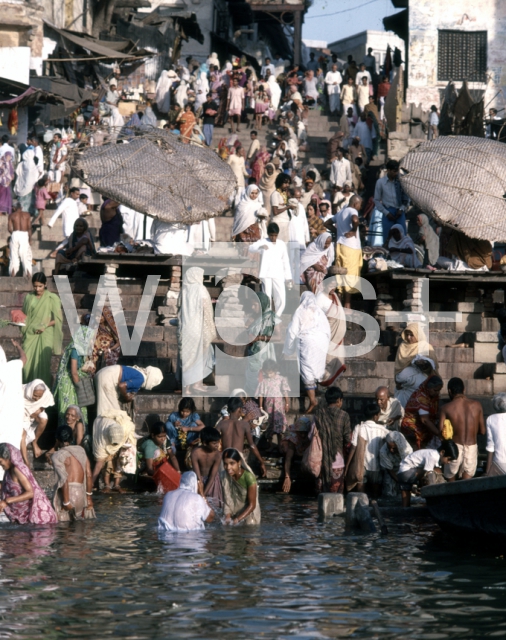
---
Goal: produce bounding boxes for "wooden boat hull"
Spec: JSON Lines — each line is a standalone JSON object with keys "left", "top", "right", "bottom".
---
{"left": 422, "top": 475, "right": 506, "bottom": 541}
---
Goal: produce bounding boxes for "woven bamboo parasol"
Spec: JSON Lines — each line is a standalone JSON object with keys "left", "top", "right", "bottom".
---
{"left": 400, "top": 136, "right": 506, "bottom": 242}
{"left": 70, "top": 128, "right": 237, "bottom": 223}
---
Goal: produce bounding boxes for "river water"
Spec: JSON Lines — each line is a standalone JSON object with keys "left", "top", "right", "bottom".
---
{"left": 0, "top": 493, "right": 505, "bottom": 639}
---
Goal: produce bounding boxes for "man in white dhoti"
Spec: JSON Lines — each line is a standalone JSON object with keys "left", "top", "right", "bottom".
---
{"left": 8, "top": 202, "right": 33, "bottom": 277}
{"left": 324, "top": 64, "right": 342, "bottom": 115}
{"left": 248, "top": 222, "right": 292, "bottom": 321}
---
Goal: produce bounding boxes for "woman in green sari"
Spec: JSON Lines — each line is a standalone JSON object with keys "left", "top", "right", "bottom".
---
{"left": 221, "top": 448, "right": 261, "bottom": 525}
{"left": 21, "top": 273, "right": 63, "bottom": 386}
{"left": 245, "top": 292, "right": 276, "bottom": 396}
{"left": 52, "top": 318, "right": 95, "bottom": 426}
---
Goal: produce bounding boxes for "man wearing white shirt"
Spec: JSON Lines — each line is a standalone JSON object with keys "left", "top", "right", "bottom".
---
{"left": 28, "top": 136, "right": 44, "bottom": 176}
{"left": 248, "top": 222, "right": 292, "bottom": 320}
{"left": 355, "top": 63, "right": 372, "bottom": 87}
{"left": 397, "top": 441, "right": 457, "bottom": 507}
{"left": 261, "top": 58, "right": 276, "bottom": 79}
{"left": 345, "top": 401, "right": 390, "bottom": 497}
{"left": 329, "top": 148, "right": 352, "bottom": 190}
{"left": 48, "top": 187, "right": 80, "bottom": 256}
{"left": 324, "top": 64, "right": 342, "bottom": 115}
{"left": 325, "top": 194, "right": 362, "bottom": 308}
{"left": 0, "top": 135, "right": 15, "bottom": 159}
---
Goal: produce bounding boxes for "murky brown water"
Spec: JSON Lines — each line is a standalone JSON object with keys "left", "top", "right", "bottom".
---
{"left": 0, "top": 493, "right": 505, "bottom": 639}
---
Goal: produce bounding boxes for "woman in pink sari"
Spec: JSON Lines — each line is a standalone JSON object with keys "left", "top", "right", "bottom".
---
{"left": 0, "top": 443, "right": 57, "bottom": 524}
{"left": 250, "top": 146, "right": 271, "bottom": 183}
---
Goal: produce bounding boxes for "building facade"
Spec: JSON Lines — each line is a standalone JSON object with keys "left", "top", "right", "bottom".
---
{"left": 328, "top": 30, "right": 405, "bottom": 73}
{"left": 385, "top": 0, "right": 506, "bottom": 110}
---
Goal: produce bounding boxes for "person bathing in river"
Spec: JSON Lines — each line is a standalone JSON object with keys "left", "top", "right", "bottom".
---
{"left": 158, "top": 471, "right": 215, "bottom": 533}
{"left": 221, "top": 448, "right": 261, "bottom": 525}
{"left": 216, "top": 398, "right": 267, "bottom": 478}
{"left": 439, "top": 377, "right": 485, "bottom": 482}
{"left": 191, "top": 427, "right": 223, "bottom": 506}
{"left": 51, "top": 426, "right": 95, "bottom": 521}
{"left": 397, "top": 439, "right": 458, "bottom": 507}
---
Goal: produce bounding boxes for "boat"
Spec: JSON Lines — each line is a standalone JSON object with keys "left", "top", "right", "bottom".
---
{"left": 422, "top": 475, "right": 506, "bottom": 542}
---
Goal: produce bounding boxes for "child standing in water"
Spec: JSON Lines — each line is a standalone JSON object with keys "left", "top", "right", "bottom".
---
{"left": 256, "top": 359, "right": 290, "bottom": 452}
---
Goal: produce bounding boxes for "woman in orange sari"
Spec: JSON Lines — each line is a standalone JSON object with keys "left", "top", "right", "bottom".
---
{"left": 178, "top": 104, "right": 197, "bottom": 144}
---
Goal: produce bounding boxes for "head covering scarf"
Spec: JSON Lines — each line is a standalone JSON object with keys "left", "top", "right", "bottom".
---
{"left": 417, "top": 214, "right": 440, "bottom": 265}
{"left": 92, "top": 410, "right": 136, "bottom": 460}
{"left": 395, "top": 323, "right": 438, "bottom": 374}
{"left": 155, "top": 70, "right": 173, "bottom": 111}
{"left": 175, "top": 80, "right": 188, "bottom": 108}
{"left": 379, "top": 430, "right": 413, "bottom": 470}
{"left": 232, "top": 184, "right": 262, "bottom": 237}
{"left": 267, "top": 75, "right": 282, "bottom": 110}
{"left": 259, "top": 162, "right": 278, "bottom": 193}
{"left": 158, "top": 470, "right": 212, "bottom": 533}
{"left": 14, "top": 149, "right": 39, "bottom": 197}
{"left": 131, "top": 366, "right": 164, "bottom": 390}
{"left": 387, "top": 224, "right": 422, "bottom": 268}
{"left": 0, "top": 444, "right": 58, "bottom": 524}
{"left": 22, "top": 379, "right": 54, "bottom": 427}
{"left": 177, "top": 267, "right": 217, "bottom": 386}
{"left": 299, "top": 232, "right": 335, "bottom": 275}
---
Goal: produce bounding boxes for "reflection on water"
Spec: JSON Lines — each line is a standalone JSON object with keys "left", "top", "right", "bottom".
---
{"left": 0, "top": 494, "right": 505, "bottom": 638}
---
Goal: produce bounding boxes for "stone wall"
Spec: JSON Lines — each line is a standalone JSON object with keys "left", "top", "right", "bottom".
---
{"left": 407, "top": 0, "right": 506, "bottom": 110}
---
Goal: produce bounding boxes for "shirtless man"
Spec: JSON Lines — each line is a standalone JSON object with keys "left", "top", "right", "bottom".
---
{"left": 216, "top": 397, "right": 267, "bottom": 477}
{"left": 191, "top": 426, "right": 222, "bottom": 499}
{"left": 439, "top": 377, "right": 485, "bottom": 481}
{"left": 51, "top": 426, "right": 94, "bottom": 520}
{"left": 8, "top": 202, "right": 33, "bottom": 277}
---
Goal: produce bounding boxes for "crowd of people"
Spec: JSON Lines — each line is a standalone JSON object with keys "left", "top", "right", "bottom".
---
{"left": 0, "top": 48, "right": 504, "bottom": 533}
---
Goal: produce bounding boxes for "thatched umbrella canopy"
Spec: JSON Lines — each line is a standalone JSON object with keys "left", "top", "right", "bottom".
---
{"left": 70, "top": 128, "right": 237, "bottom": 223}
{"left": 400, "top": 136, "right": 506, "bottom": 243}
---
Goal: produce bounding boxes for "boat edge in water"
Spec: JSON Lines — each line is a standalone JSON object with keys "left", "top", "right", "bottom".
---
{"left": 421, "top": 475, "right": 506, "bottom": 542}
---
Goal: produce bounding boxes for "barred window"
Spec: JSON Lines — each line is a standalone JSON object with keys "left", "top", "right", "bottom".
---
{"left": 438, "top": 30, "right": 487, "bottom": 82}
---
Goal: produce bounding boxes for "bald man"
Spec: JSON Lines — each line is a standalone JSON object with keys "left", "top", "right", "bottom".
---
{"left": 375, "top": 386, "right": 404, "bottom": 431}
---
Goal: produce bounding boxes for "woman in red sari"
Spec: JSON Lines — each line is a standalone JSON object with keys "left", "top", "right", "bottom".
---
{"left": 0, "top": 443, "right": 57, "bottom": 524}
{"left": 250, "top": 146, "right": 271, "bottom": 183}
{"left": 401, "top": 375, "right": 443, "bottom": 450}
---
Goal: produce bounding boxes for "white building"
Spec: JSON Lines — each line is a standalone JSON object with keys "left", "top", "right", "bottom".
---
{"left": 384, "top": 0, "right": 506, "bottom": 110}
{"left": 328, "top": 29, "right": 405, "bottom": 73}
